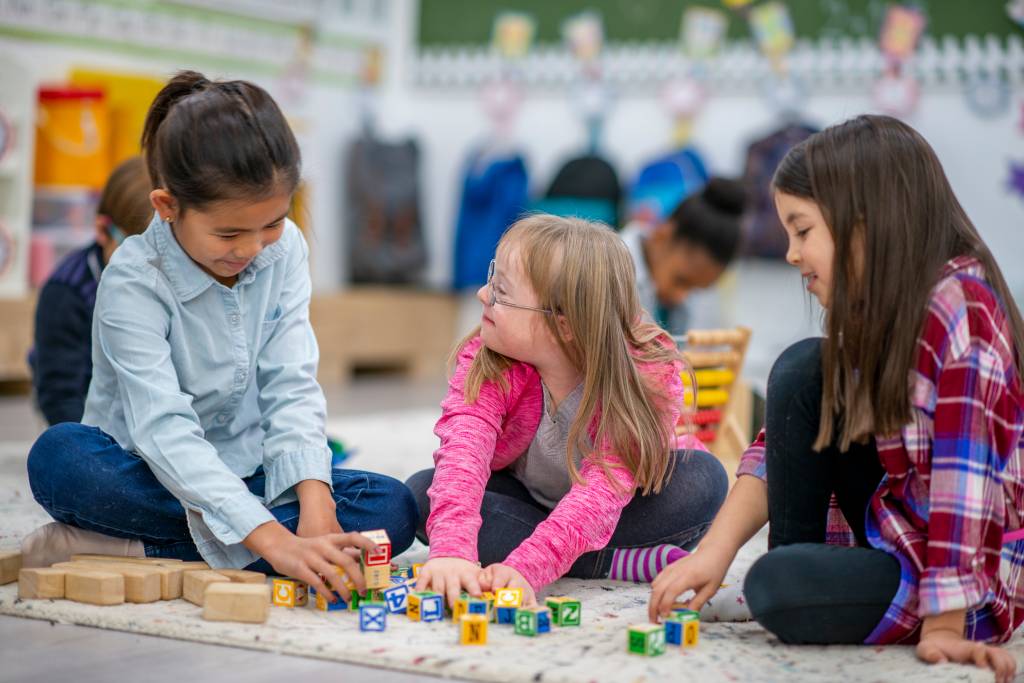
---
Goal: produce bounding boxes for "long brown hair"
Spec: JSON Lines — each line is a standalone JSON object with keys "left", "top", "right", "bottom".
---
{"left": 773, "top": 114, "right": 1024, "bottom": 450}
{"left": 454, "top": 214, "right": 684, "bottom": 495}
{"left": 97, "top": 155, "right": 152, "bottom": 237}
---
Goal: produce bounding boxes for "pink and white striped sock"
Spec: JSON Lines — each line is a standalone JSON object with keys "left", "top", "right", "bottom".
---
{"left": 606, "top": 545, "right": 688, "bottom": 583}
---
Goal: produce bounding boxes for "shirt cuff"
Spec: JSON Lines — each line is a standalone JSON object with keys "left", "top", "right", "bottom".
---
{"left": 918, "top": 566, "right": 989, "bottom": 617}
{"left": 192, "top": 489, "right": 277, "bottom": 547}
{"left": 263, "top": 446, "right": 332, "bottom": 507}
{"left": 736, "top": 447, "right": 767, "bottom": 480}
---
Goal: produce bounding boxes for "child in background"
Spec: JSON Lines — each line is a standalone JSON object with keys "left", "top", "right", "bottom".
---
{"left": 29, "top": 155, "right": 152, "bottom": 425}
{"left": 407, "top": 214, "right": 728, "bottom": 607}
{"left": 649, "top": 115, "right": 1022, "bottom": 683}
{"left": 620, "top": 177, "right": 745, "bottom": 336}
{"left": 23, "top": 71, "right": 418, "bottom": 600}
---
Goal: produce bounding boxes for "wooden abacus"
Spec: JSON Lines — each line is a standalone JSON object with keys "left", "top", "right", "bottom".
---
{"left": 677, "top": 327, "right": 753, "bottom": 483}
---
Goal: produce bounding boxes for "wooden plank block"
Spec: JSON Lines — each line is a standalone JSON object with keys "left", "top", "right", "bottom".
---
{"left": 0, "top": 551, "right": 22, "bottom": 585}
{"left": 62, "top": 559, "right": 183, "bottom": 600}
{"left": 216, "top": 569, "right": 266, "bottom": 585}
{"left": 65, "top": 570, "right": 125, "bottom": 606}
{"left": 52, "top": 562, "right": 161, "bottom": 603}
{"left": 18, "top": 568, "right": 65, "bottom": 599}
{"left": 71, "top": 554, "right": 182, "bottom": 566}
{"left": 202, "top": 583, "right": 271, "bottom": 624}
{"left": 183, "top": 570, "right": 231, "bottom": 606}
{"left": 175, "top": 561, "right": 211, "bottom": 571}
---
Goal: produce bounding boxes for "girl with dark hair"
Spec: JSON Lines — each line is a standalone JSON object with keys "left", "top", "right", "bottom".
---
{"left": 648, "top": 115, "right": 1023, "bottom": 681}
{"left": 22, "top": 71, "right": 418, "bottom": 601}
{"left": 620, "top": 177, "right": 745, "bottom": 335}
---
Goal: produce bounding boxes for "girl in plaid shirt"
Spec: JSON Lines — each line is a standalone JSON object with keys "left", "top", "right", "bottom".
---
{"left": 649, "top": 115, "right": 1024, "bottom": 682}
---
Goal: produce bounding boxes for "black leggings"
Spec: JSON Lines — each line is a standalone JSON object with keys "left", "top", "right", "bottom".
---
{"left": 743, "top": 338, "right": 902, "bottom": 644}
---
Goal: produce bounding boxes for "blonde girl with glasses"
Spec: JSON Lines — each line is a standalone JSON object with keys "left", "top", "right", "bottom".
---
{"left": 406, "top": 214, "right": 728, "bottom": 608}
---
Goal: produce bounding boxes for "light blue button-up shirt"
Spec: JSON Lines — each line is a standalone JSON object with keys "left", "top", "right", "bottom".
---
{"left": 82, "top": 215, "right": 331, "bottom": 568}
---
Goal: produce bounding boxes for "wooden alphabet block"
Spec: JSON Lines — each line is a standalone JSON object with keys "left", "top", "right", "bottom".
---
{"left": 677, "top": 610, "right": 700, "bottom": 647}
{"left": 65, "top": 569, "right": 125, "bottom": 606}
{"left": 360, "top": 529, "right": 392, "bottom": 567}
{"left": 495, "top": 587, "right": 522, "bottom": 608}
{"left": 514, "top": 606, "right": 551, "bottom": 636}
{"left": 459, "top": 614, "right": 488, "bottom": 645}
{"left": 312, "top": 586, "right": 348, "bottom": 611}
{"left": 217, "top": 569, "right": 265, "bottom": 584}
{"left": 407, "top": 591, "right": 443, "bottom": 622}
{"left": 382, "top": 583, "right": 409, "bottom": 614}
{"left": 202, "top": 583, "right": 270, "bottom": 624}
{"left": 0, "top": 551, "right": 22, "bottom": 585}
{"left": 18, "top": 568, "right": 65, "bottom": 599}
{"left": 627, "top": 624, "right": 666, "bottom": 656}
{"left": 363, "top": 564, "right": 391, "bottom": 591}
{"left": 411, "top": 563, "right": 423, "bottom": 579}
{"left": 545, "top": 596, "right": 581, "bottom": 626}
{"left": 359, "top": 602, "right": 387, "bottom": 631}
{"left": 183, "top": 570, "right": 231, "bottom": 606}
{"left": 496, "top": 606, "right": 517, "bottom": 624}
{"left": 271, "top": 578, "right": 308, "bottom": 607}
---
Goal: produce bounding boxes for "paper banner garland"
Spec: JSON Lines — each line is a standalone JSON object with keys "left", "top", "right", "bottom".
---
{"left": 492, "top": 12, "right": 536, "bottom": 61}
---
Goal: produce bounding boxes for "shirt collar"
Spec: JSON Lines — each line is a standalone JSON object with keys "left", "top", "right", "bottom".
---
{"left": 940, "top": 255, "right": 983, "bottom": 279}
{"left": 149, "top": 214, "right": 289, "bottom": 302}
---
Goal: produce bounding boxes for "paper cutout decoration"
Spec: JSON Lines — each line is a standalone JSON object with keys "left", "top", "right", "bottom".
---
{"left": 1008, "top": 0, "right": 1024, "bottom": 29}
{"left": 749, "top": 2, "right": 794, "bottom": 61}
{"left": 871, "top": 71, "right": 921, "bottom": 117}
{"left": 562, "top": 11, "right": 604, "bottom": 63}
{"left": 964, "top": 72, "right": 1011, "bottom": 119}
{"left": 879, "top": 6, "right": 926, "bottom": 63}
{"left": 1009, "top": 161, "right": 1024, "bottom": 200}
{"left": 681, "top": 7, "right": 728, "bottom": 59}
{"left": 492, "top": 12, "right": 536, "bottom": 60}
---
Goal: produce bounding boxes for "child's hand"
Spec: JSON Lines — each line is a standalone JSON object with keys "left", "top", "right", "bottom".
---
{"left": 648, "top": 546, "right": 732, "bottom": 622}
{"left": 916, "top": 630, "right": 1016, "bottom": 683}
{"left": 415, "top": 557, "right": 484, "bottom": 608}
{"left": 245, "top": 521, "right": 376, "bottom": 603}
{"left": 478, "top": 563, "right": 536, "bottom": 607}
{"left": 295, "top": 479, "right": 342, "bottom": 538}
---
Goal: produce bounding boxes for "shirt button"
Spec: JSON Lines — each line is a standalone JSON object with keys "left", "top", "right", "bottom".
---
{"left": 230, "top": 314, "right": 240, "bottom": 324}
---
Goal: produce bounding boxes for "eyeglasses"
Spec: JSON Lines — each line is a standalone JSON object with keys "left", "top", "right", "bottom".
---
{"left": 486, "top": 259, "right": 553, "bottom": 314}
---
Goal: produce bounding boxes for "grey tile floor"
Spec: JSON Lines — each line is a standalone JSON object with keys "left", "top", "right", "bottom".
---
{"left": 0, "top": 376, "right": 448, "bottom": 683}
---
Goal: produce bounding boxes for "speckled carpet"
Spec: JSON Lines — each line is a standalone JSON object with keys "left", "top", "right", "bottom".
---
{"left": 1, "top": 410, "right": 1020, "bottom": 683}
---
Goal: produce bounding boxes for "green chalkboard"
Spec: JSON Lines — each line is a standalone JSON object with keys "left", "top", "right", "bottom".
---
{"left": 418, "top": 0, "right": 1023, "bottom": 47}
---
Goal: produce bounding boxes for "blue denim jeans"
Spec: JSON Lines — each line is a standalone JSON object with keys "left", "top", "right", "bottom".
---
{"left": 406, "top": 448, "right": 728, "bottom": 578}
{"left": 27, "top": 423, "right": 419, "bottom": 572}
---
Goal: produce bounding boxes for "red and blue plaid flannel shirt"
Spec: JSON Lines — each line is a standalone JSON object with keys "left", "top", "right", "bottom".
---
{"left": 738, "top": 257, "right": 1024, "bottom": 644}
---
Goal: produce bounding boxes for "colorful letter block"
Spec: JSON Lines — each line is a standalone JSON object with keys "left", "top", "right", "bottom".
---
{"left": 312, "top": 587, "right": 348, "bottom": 611}
{"left": 678, "top": 610, "right": 699, "bottom": 647}
{"left": 360, "top": 529, "right": 392, "bottom": 590}
{"left": 495, "top": 587, "right": 523, "bottom": 608}
{"left": 412, "top": 563, "right": 424, "bottom": 578}
{"left": 545, "top": 597, "right": 581, "bottom": 626}
{"left": 359, "top": 602, "right": 387, "bottom": 632}
{"left": 627, "top": 624, "right": 666, "bottom": 656}
{"left": 514, "top": 606, "right": 551, "bottom": 636}
{"left": 383, "top": 582, "right": 409, "bottom": 614}
{"left": 271, "top": 578, "right": 308, "bottom": 608}
{"left": 496, "top": 606, "right": 517, "bottom": 624}
{"left": 408, "top": 591, "right": 443, "bottom": 622}
{"left": 460, "top": 614, "right": 488, "bottom": 645}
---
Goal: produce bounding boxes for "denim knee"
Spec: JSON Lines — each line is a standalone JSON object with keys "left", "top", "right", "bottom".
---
{"left": 367, "top": 473, "right": 419, "bottom": 555}
{"left": 674, "top": 449, "right": 728, "bottom": 526}
{"left": 27, "top": 422, "right": 94, "bottom": 509}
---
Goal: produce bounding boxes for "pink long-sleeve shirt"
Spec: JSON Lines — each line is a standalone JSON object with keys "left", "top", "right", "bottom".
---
{"left": 425, "top": 335, "right": 689, "bottom": 590}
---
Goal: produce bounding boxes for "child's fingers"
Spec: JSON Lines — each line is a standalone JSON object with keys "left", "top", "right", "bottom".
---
{"left": 330, "top": 548, "right": 367, "bottom": 595}
{"left": 687, "top": 581, "right": 717, "bottom": 613}
{"left": 488, "top": 569, "right": 509, "bottom": 591}
{"left": 414, "top": 566, "right": 430, "bottom": 593}
{"left": 477, "top": 569, "right": 492, "bottom": 591}
{"left": 465, "top": 572, "right": 482, "bottom": 598}
{"left": 432, "top": 574, "right": 446, "bottom": 603}
{"left": 648, "top": 585, "right": 665, "bottom": 622}
{"left": 298, "top": 567, "right": 334, "bottom": 602}
{"left": 334, "top": 531, "right": 378, "bottom": 554}
{"left": 446, "top": 579, "right": 463, "bottom": 610}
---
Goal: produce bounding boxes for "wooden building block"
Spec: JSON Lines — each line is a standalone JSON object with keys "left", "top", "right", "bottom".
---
{"left": 359, "top": 603, "right": 387, "bottom": 631}
{"left": 545, "top": 597, "right": 581, "bottom": 626}
{"left": 459, "top": 614, "right": 488, "bottom": 645}
{"left": 360, "top": 529, "right": 392, "bottom": 567}
{"left": 65, "top": 570, "right": 125, "bottom": 606}
{"left": 411, "top": 563, "right": 423, "bottom": 579}
{"left": 175, "top": 561, "right": 211, "bottom": 571}
{"left": 627, "top": 624, "right": 666, "bottom": 656}
{"left": 202, "top": 583, "right": 270, "bottom": 624}
{"left": 71, "top": 554, "right": 177, "bottom": 565}
{"left": 312, "top": 587, "right": 347, "bottom": 611}
{"left": 183, "top": 570, "right": 231, "bottom": 606}
{"left": 271, "top": 578, "right": 308, "bottom": 607}
{"left": 382, "top": 583, "right": 409, "bottom": 614}
{"left": 0, "top": 551, "right": 22, "bottom": 585}
{"left": 65, "top": 557, "right": 183, "bottom": 599}
{"left": 53, "top": 562, "right": 162, "bottom": 603}
{"left": 18, "top": 568, "right": 65, "bottom": 599}
{"left": 217, "top": 569, "right": 266, "bottom": 584}
{"left": 514, "top": 606, "right": 551, "bottom": 636}
{"left": 363, "top": 564, "right": 391, "bottom": 591}
{"left": 496, "top": 606, "right": 517, "bottom": 624}
{"left": 495, "top": 588, "right": 522, "bottom": 608}
{"left": 676, "top": 610, "right": 700, "bottom": 647}
{"left": 407, "top": 591, "right": 443, "bottom": 622}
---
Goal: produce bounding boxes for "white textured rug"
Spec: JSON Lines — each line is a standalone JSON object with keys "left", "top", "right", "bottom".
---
{"left": 1, "top": 411, "right": 1022, "bottom": 682}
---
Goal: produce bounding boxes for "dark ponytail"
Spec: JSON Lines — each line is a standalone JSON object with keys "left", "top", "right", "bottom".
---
{"left": 665, "top": 177, "right": 745, "bottom": 265}
{"left": 141, "top": 70, "right": 300, "bottom": 212}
